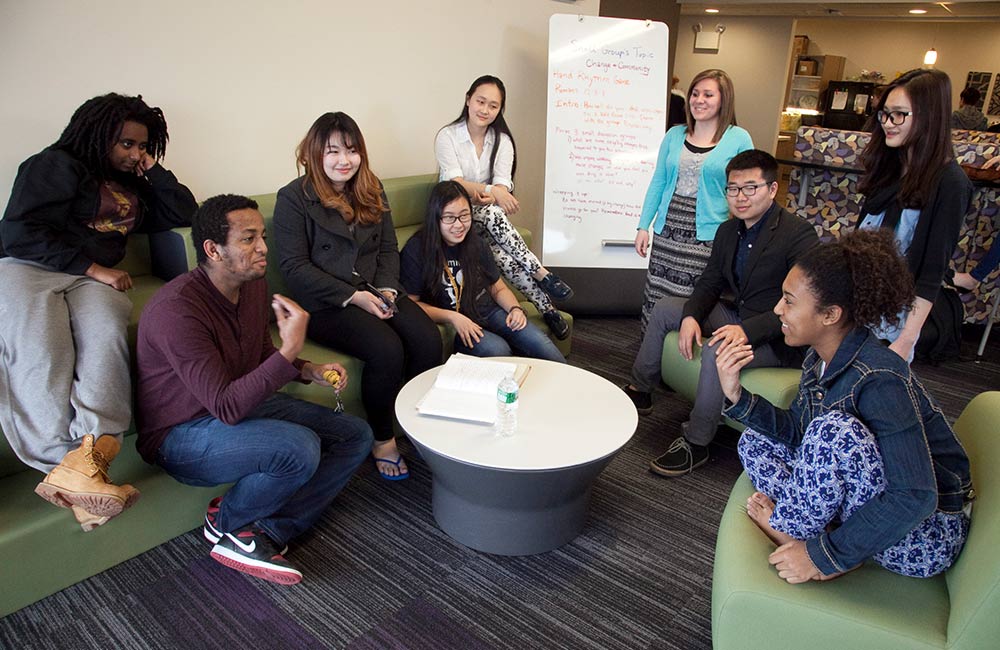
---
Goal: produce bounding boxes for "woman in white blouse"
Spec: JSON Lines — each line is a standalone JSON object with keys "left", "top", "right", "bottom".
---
{"left": 435, "top": 75, "right": 573, "bottom": 340}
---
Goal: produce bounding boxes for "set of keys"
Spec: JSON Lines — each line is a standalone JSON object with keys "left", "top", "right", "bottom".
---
{"left": 322, "top": 369, "right": 345, "bottom": 413}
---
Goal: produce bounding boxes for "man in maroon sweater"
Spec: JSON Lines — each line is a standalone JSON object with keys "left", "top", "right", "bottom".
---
{"left": 136, "top": 194, "right": 372, "bottom": 585}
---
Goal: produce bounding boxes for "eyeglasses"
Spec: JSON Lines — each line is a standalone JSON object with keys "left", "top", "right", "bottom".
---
{"left": 725, "top": 182, "right": 771, "bottom": 198}
{"left": 877, "top": 109, "right": 913, "bottom": 125}
{"left": 441, "top": 213, "right": 473, "bottom": 225}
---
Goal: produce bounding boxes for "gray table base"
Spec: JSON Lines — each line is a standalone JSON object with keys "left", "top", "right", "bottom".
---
{"left": 410, "top": 439, "right": 616, "bottom": 556}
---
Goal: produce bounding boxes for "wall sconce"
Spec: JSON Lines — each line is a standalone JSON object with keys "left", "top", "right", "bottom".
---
{"left": 694, "top": 23, "right": 725, "bottom": 52}
{"left": 923, "top": 48, "right": 938, "bottom": 66}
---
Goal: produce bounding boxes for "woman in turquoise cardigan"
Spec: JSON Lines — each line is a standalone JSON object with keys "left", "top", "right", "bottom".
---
{"left": 634, "top": 69, "right": 752, "bottom": 330}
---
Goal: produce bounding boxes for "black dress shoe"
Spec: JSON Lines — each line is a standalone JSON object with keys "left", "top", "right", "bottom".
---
{"left": 543, "top": 310, "right": 571, "bottom": 340}
{"left": 621, "top": 384, "right": 652, "bottom": 415}
{"left": 538, "top": 273, "right": 574, "bottom": 301}
{"left": 649, "top": 437, "right": 709, "bottom": 477}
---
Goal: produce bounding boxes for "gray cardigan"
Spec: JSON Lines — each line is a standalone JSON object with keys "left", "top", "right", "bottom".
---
{"left": 272, "top": 176, "right": 402, "bottom": 313}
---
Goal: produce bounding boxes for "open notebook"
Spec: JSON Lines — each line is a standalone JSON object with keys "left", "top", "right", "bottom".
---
{"left": 416, "top": 354, "right": 531, "bottom": 424}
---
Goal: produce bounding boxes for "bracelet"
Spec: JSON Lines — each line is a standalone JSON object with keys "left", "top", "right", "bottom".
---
{"left": 507, "top": 306, "right": 525, "bottom": 315}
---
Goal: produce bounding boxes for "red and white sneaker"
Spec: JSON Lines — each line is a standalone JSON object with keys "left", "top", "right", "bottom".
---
{"left": 209, "top": 525, "right": 301, "bottom": 585}
{"left": 203, "top": 496, "right": 223, "bottom": 543}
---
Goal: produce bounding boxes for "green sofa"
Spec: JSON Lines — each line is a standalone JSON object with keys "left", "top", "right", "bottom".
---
{"left": 0, "top": 233, "right": 221, "bottom": 618}
{"left": 162, "top": 173, "right": 572, "bottom": 414}
{"left": 0, "top": 172, "right": 570, "bottom": 617}
{"left": 712, "top": 391, "right": 1000, "bottom": 650}
{"left": 260, "top": 174, "right": 572, "bottom": 410}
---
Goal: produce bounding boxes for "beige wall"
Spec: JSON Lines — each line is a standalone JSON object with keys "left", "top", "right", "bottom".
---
{"left": 0, "top": 0, "right": 600, "bottom": 240}
{"left": 794, "top": 19, "right": 1000, "bottom": 114}
{"left": 674, "top": 15, "right": 795, "bottom": 153}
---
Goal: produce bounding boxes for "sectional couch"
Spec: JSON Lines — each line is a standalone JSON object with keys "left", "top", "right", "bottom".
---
{"left": 0, "top": 172, "right": 570, "bottom": 617}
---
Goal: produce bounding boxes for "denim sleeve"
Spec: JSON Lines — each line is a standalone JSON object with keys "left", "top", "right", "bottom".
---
{"left": 805, "top": 374, "right": 938, "bottom": 575}
{"left": 723, "top": 387, "right": 804, "bottom": 447}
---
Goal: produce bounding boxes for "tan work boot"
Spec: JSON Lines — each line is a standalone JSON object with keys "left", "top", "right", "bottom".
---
{"left": 71, "top": 505, "right": 110, "bottom": 532}
{"left": 34, "top": 434, "right": 140, "bottom": 518}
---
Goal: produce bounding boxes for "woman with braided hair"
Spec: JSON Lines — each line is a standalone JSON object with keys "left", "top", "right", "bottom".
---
{"left": 715, "top": 229, "right": 973, "bottom": 583}
{"left": 0, "top": 93, "right": 196, "bottom": 530}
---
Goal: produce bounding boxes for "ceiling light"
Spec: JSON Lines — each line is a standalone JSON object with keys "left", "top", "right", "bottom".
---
{"left": 910, "top": 9, "right": 928, "bottom": 14}
{"left": 924, "top": 48, "right": 938, "bottom": 65}
{"left": 705, "top": 8, "right": 720, "bottom": 14}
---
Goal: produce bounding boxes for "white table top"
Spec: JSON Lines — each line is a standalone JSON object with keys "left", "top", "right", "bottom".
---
{"left": 395, "top": 358, "right": 637, "bottom": 471}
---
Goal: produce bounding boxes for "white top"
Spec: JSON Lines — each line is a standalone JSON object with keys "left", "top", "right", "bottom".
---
{"left": 395, "top": 358, "right": 637, "bottom": 471}
{"left": 434, "top": 120, "right": 514, "bottom": 190}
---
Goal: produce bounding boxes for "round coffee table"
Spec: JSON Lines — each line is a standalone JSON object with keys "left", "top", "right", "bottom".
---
{"left": 395, "top": 357, "right": 637, "bottom": 556}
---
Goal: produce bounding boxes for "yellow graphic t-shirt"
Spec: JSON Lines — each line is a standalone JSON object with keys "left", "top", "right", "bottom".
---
{"left": 90, "top": 181, "right": 139, "bottom": 234}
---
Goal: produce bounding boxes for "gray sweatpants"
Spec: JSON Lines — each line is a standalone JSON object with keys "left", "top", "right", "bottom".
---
{"left": 631, "top": 296, "right": 784, "bottom": 445}
{"left": 0, "top": 258, "right": 132, "bottom": 473}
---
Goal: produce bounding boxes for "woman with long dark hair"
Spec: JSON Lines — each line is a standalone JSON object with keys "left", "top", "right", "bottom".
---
{"left": 400, "top": 181, "right": 565, "bottom": 362}
{"left": 0, "top": 93, "right": 196, "bottom": 530}
{"left": 857, "top": 68, "right": 973, "bottom": 361}
{"left": 435, "top": 75, "right": 573, "bottom": 340}
{"left": 716, "top": 230, "right": 972, "bottom": 583}
{"left": 273, "top": 112, "right": 442, "bottom": 480}
{"left": 635, "top": 69, "right": 753, "bottom": 332}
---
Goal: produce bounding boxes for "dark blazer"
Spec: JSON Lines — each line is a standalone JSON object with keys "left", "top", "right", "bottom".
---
{"left": 682, "top": 202, "right": 819, "bottom": 361}
{"left": 272, "top": 176, "right": 402, "bottom": 313}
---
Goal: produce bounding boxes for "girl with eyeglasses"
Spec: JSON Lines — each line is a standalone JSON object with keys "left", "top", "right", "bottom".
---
{"left": 273, "top": 112, "right": 443, "bottom": 480}
{"left": 634, "top": 69, "right": 753, "bottom": 333}
{"left": 400, "top": 181, "right": 565, "bottom": 362}
{"left": 435, "top": 75, "right": 573, "bottom": 341}
{"left": 858, "top": 68, "right": 973, "bottom": 362}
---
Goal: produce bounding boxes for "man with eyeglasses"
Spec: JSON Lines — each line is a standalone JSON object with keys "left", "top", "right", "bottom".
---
{"left": 622, "top": 150, "right": 818, "bottom": 477}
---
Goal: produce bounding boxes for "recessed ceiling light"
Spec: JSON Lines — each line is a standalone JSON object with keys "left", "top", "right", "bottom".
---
{"left": 705, "top": 8, "right": 720, "bottom": 14}
{"left": 909, "top": 9, "right": 928, "bottom": 14}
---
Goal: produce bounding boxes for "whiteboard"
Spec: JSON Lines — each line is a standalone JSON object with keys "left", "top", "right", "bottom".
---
{"left": 542, "top": 14, "right": 668, "bottom": 269}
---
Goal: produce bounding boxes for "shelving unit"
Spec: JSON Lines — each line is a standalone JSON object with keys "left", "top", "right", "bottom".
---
{"left": 784, "top": 55, "right": 845, "bottom": 112}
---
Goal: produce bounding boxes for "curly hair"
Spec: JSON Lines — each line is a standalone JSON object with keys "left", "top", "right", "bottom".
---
{"left": 192, "top": 194, "right": 260, "bottom": 265}
{"left": 795, "top": 229, "right": 915, "bottom": 329}
{"left": 53, "top": 93, "right": 169, "bottom": 178}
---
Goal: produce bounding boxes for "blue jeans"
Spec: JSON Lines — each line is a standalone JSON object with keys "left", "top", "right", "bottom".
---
{"left": 455, "top": 305, "right": 566, "bottom": 362}
{"left": 156, "top": 393, "right": 373, "bottom": 545}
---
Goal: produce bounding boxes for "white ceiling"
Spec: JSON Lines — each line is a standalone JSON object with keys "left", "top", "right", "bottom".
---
{"left": 679, "top": 1, "right": 1000, "bottom": 19}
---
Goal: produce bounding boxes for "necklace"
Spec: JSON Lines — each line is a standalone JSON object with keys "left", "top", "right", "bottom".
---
{"left": 443, "top": 264, "right": 463, "bottom": 312}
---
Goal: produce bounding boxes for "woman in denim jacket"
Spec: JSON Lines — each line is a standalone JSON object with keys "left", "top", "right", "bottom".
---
{"left": 716, "top": 230, "right": 972, "bottom": 583}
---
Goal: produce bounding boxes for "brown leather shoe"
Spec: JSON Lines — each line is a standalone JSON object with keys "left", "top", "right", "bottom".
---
{"left": 34, "top": 434, "right": 140, "bottom": 517}
{"left": 71, "top": 505, "right": 110, "bottom": 532}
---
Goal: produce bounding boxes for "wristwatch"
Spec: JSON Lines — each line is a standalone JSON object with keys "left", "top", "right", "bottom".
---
{"left": 484, "top": 184, "right": 493, "bottom": 195}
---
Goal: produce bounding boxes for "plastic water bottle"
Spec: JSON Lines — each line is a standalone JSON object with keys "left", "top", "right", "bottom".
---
{"left": 495, "top": 374, "right": 519, "bottom": 437}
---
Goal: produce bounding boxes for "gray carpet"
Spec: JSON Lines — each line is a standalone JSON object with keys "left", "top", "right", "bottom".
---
{"left": 1, "top": 318, "right": 997, "bottom": 649}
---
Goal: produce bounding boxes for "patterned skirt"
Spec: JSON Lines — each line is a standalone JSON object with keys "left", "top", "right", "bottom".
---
{"left": 640, "top": 194, "right": 713, "bottom": 330}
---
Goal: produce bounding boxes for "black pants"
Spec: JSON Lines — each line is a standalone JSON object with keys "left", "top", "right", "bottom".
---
{"left": 307, "top": 297, "right": 442, "bottom": 441}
